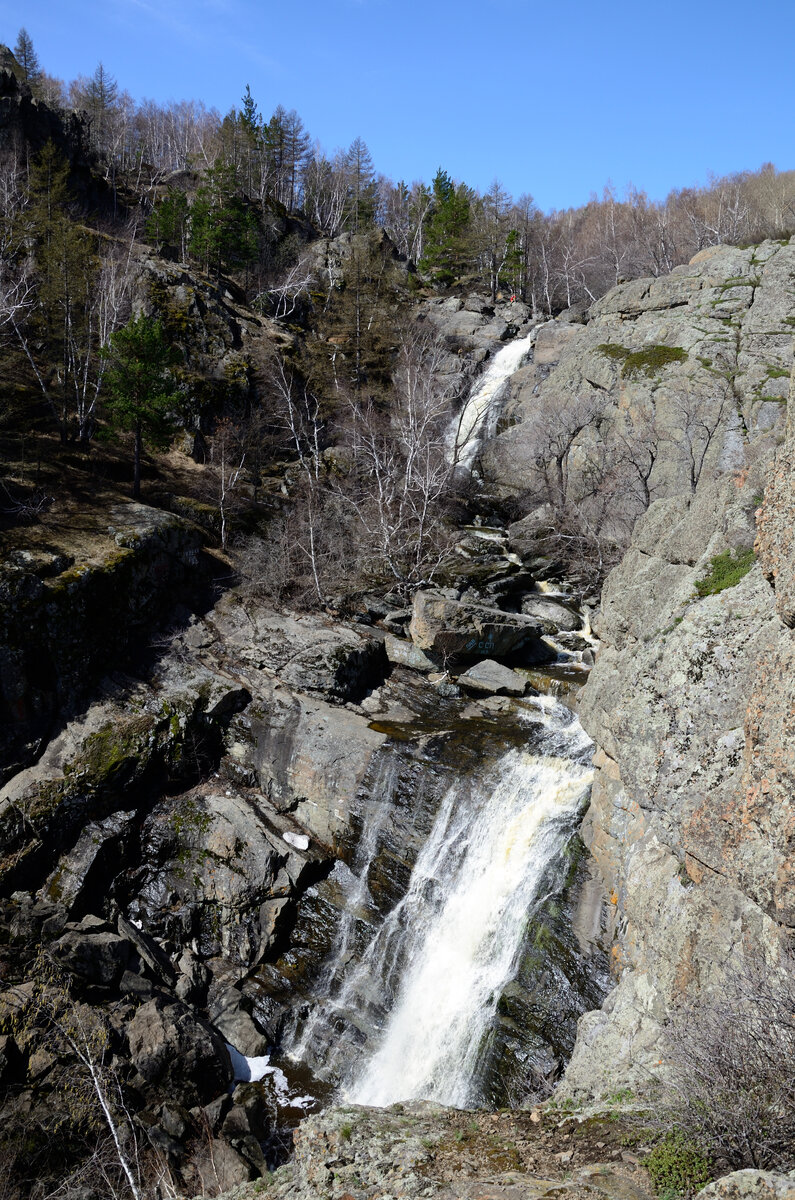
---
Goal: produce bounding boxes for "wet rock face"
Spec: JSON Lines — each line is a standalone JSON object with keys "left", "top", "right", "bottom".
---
{"left": 127, "top": 995, "right": 233, "bottom": 1107}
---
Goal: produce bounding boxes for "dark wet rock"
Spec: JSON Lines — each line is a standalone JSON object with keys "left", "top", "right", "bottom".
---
{"left": 50, "top": 919, "right": 132, "bottom": 987}
{"left": 209, "top": 986, "right": 268, "bottom": 1056}
{"left": 127, "top": 995, "right": 232, "bottom": 1107}
{"left": 185, "top": 1136, "right": 255, "bottom": 1191}
{"left": 0, "top": 503, "right": 206, "bottom": 784}
{"left": 43, "top": 810, "right": 135, "bottom": 916}
{"left": 0, "top": 1033, "right": 23, "bottom": 1085}
{"left": 117, "top": 914, "right": 177, "bottom": 987}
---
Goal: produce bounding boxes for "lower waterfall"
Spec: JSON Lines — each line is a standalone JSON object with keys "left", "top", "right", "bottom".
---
{"left": 284, "top": 702, "right": 593, "bottom": 1109}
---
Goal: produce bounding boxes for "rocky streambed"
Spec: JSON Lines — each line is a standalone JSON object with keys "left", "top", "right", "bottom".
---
{"left": 0, "top": 503, "right": 613, "bottom": 1193}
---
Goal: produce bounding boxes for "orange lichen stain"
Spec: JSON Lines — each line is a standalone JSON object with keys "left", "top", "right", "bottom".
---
{"left": 610, "top": 891, "right": 618, "bottom": 905}
{"left": 683, "top": 854, "right": 704, "bottom": 885}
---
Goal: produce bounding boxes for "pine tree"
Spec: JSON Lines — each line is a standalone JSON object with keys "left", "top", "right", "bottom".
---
{"left": 419, "top": 168, "right": 472, "bottom": 286}
{"left": 101, "top": 315, "right": 182, "bottom": 499}
{"left": 146, "top": 188, "right": 189, "bottom": 259}
{"left": 13, "top": 28, "right": 42, "bottom": 87}
{"left": 189, "top": 161, "right": 258, "bottom": 281}
{"left": 343, "top": 137, "right": 377, "bottom": 232}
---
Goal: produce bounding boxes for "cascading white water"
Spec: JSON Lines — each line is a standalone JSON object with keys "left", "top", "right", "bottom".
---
{"left": 283, "top": 701, "right": 593, "bottom": 1108}
{"left": 448, "top": 331, "right": 535, "bottom": 470}
{"left": 343, "top": 720, "right": 592, "bottom": 1107}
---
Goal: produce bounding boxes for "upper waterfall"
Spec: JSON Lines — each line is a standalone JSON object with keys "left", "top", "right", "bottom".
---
{"left": 448, "top": 331, "right": 536, "bottom": 470}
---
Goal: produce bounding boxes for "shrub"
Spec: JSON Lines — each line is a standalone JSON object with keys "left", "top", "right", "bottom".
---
{"left": 694, "top": 548, "right": 755, "bottom": 597}
{"left": 646, "top": 1131, "right": 712, "bottom": 1199}
{"left": 622, "top": 345, "right": 688, "bottom": 378}
{"left": 658, "top": 947, "right": 795, "bottom": 1173}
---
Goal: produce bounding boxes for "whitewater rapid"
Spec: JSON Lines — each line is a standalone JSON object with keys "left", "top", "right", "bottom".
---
{"left": 344, "top": 739, "right": 592, "bottom": 1107}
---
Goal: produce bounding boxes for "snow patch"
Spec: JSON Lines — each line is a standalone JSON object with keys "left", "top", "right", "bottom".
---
{"left": 283, "top": 831, "right": 310, "bottom": 851}
{"left": 226, "top": 1044, "right": 315, "bottom": 1108}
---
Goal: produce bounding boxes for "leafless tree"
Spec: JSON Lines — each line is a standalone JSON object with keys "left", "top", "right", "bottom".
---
{"left": 207, "top": 418, "right": 248, "bottom": 549}
{"left": 669, "top": 386, "right": 734, "bottom": 492}
{"left": 13, "top": 954, "right": 144, "bottom": 1200}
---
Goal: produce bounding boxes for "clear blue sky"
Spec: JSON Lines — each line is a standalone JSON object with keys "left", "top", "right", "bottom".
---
{"left": 2, "top": 0, "right": 793, "bottom": 212}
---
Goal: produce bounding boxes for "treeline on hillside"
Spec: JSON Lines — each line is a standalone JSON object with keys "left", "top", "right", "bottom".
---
{"left": 10, "top": 28, "right": 795, "bottom": 314}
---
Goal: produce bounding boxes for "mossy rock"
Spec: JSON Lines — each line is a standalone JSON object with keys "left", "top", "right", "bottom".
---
{"left": 597, "top": 342, "right": 688, "bottom": 378}
{"left": 65, "top": 714, "right": 157, "bottom": 787}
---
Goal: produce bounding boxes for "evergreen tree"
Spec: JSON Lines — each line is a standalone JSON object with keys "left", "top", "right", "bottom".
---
{"left": 419, "top": 168, "right": 472, "bottom": 286}
{"left": 189, "top": 161, "right": 258, "bottom": 281}
{"left": 101, "top": 315, "right": 182, "bottom": 499}
{"left": 14, "top": 28, "right": 42, "bottom": 87}
{"left": 146, "top": 188, "right": 189, "bottom": 259}
{"left": 343, "top": 137, "right": 377, "bottom": 232}
{"left": 240, "top": 84, "right": 259, "bottom": 136}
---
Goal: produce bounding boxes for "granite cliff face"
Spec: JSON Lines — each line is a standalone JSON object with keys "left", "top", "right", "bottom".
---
{"left": 484, "top": 239, "right": 795, "bottom": 503}
{"left": 473, "top": 243, "right": 795, "bottom": 1097}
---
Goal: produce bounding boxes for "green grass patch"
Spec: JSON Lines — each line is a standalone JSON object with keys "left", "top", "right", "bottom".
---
{"left": 694, "top": 548, "right": 755, "bottom": 598}
{"left": 597, "top": 342, "right": 631, "bottom": 362}
{"left": 622, "top": 345, "right": 687, "bottom": 377}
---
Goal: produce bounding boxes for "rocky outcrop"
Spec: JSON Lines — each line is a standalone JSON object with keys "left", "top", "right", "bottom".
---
{"left": 204, "top": 1100, "right": 658, "bottom": 1200}
{"left": 408, "top": 589, "right": 547, "bottom": 662}
{"left": 0, "top": 45, "right": 106, "bottom": 207}
{"left": 0, "top": 503, "right": 206, "bottom": 785}
{"left": 483, "top": 240, "right": 795, "bottom": 501}
{"left": 696, "top": 1172, "right": 795, "bottom": 1200}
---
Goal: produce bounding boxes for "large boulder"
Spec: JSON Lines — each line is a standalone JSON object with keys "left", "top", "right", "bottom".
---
{"left": 696, "top": 1172, "right": 795, "bottom": 1200}
{"left": 409, "top": 590, "right": 544, "bottom": 661}
{"left": 127, "top": 995, "right": 233, "bottom": 1107}
{"left": 457, "top": 659, "right": 527, "bottom": 696}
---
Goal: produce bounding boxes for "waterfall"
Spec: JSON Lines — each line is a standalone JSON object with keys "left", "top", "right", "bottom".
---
{"left": 448, "top": 331, "right": 535, "bottom": 470}
{"left": 285, "top": 702, "right": 592, "bottom": 1109}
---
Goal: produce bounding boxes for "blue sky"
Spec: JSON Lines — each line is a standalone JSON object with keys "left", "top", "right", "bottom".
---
{"left": 3, "top": 0, "right": 793, "bottom": 212}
